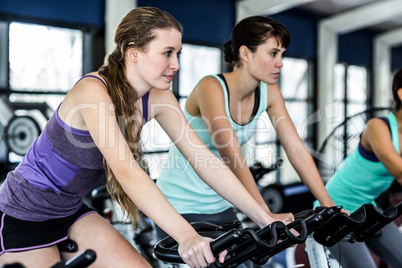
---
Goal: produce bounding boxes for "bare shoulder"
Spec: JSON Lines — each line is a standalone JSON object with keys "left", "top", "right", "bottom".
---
{"left": 60, "top": 73, "right": 108, "bottom": 106}
{"left": 58, "top": 73, "right": 110, "bottom": 128}
{"left": 196, "top": 75, "right": 223, "bottom": 91}
{"left": 365, "top": 117, "right": 389, "bottom": 132}
{"left": 73, "top": 73, "right": 109, "bottom": 102}
{"left": 361, "top": 117, "right": 391, "bottom": 149}
{"left": 190, "top": 76, "right": 225, "bottom": 103}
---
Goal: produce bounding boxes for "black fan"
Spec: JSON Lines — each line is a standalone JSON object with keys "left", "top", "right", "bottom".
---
{"left": 315, "top": 107, "right": 393, "bottom": 184}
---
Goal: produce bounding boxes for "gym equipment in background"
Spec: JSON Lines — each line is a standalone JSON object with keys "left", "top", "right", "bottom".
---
{"left": 249, "top": 159, "right": 315, "bottom": 215}
{"left": 0, "top": 97, "right": 52, "bottom": 157}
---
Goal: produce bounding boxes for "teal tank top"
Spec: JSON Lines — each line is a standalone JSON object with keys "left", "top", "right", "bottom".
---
{"left": 314, "top": 113, "right": 399, "bottom": 213}
{"left": 156, "top": 75, "right": 268, "bottom": 214}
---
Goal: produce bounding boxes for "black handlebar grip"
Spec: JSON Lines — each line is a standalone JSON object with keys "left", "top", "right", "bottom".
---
{"left": 50, "top": 250, "right": 96, "bottom": 268}
{"left": 395, "top": 202, "right": 402, "bottom": 216}
{"left": 154, "top": 228, "right": 242, "bottom": 264}
{"left": 153, "top": 236, "right": 185, "bottom": 264}
{"left": 65, "top": 250, "right": 96, "bottom": 268}
{"left": 285, "top": 218, "right": 308, "bottom": 243}
{"left": 210, "top": 228, "right": 243, "bottom": 256}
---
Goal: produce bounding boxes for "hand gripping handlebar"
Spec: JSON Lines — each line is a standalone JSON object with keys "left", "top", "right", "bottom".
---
{"left": 153, "top": 207, "right": 339, "bottom": 267}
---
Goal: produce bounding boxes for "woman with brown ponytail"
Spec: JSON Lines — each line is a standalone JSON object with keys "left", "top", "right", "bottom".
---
{"left": 0, "top": 7, "right": 277, "bottom": 268}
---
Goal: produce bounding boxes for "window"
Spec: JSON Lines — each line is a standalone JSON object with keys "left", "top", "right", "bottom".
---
{"left": 1, "top": 21, "right": 85, "bottom": 163}
{"left": 253, "top": 57, "right": 314, "bottom": 185}
{"left": 9, "top": 22, "right": 83, "bottom": 92}
{"left": 334, "top": 63, "right": 369, "bottom": 123}
{"left": 178, "top": 43, "right": 222, "bottom": 108}
{"left": 334, "top": 64, "right": 346, "bottom": 122}
{"left": 346, "top": 65, "right": 369, "bottom": 116}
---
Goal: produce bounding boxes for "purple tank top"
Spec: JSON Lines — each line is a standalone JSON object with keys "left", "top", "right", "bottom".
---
{"left": 0, "top": 75, "right": 149, "bottom": 221}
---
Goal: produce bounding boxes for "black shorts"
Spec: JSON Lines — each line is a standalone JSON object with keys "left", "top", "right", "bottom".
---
{"left": 0, "top": 204, "right": 96, "bottom": 256}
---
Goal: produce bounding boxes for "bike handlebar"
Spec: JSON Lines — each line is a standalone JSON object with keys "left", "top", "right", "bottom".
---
{"left": 153, "top": 207, "right": 333, "bottom": 267}
{"left": 313, "top": 202, "right": 402, "bottom": 247}
{"left": 154, "top": 203, "right": 402, "bottom": 267}
{"left": 50, "top": 250, "right": 96, "bottom": 268}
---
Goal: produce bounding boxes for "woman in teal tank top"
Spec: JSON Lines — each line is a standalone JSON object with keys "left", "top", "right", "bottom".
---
{"left": 156, "top": 15, "right": 338, "bottom": 250}
{"left": 314, "top": 69, "right": 402, "bottom": 268}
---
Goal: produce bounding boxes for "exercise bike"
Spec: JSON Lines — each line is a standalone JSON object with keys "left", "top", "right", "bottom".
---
{"left": 154, "top": 202, "right": 402, "bottom": 268}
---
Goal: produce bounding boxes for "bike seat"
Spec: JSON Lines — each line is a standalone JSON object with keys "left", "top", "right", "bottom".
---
{"left": 90, "top": 184, "right": 110, "bottom": 202}
{"left": 57, "top": 238, "right": 78, "bottom": 253}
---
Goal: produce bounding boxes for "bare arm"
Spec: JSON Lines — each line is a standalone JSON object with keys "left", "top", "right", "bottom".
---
{"left": 150, "top": 87, "right": 275, "bottom": 228}
{"left": 71, "top": 82, "right": 215, "bottom": 267}
{"left": 267, "top": 84, "right": 336, "bottom": 207}
{"left": 362, "top": 118, "right": 402, "bottom": 185}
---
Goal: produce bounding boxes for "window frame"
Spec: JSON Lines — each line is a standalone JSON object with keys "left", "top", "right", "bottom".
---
{"left": 253, "top": 56, "right": 316, "bottom": 184}
{"left": 0, "top": 15, "right": 104, "bottom": 164}
{"left": 0, "top": 15, "right": 104, "bottom": 96}
{"left": 334, "top": 62, "right": 371, "bottom": 123}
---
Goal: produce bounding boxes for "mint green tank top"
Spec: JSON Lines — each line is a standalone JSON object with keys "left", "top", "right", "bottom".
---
{"left": 156, "top": 75, "right": 268, "bottom": 214}
{"left": 314, "top": 113, "right": 399, "bottom": 213}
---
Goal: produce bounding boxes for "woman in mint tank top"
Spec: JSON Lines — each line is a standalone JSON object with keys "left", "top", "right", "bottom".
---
{"left": 314, "top": 69, "right": 402, "bottom": 268}
{"left": 156, "top": 15, "right": 338, "bottom": 248}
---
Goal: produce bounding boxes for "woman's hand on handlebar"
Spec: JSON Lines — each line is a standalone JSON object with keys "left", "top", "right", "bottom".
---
{"left": 270, "top": 212, "right": 295, "bottom": 225}
{"left": 270, "top": 212, "right": 300, "bottom": 238}
{"left": 178, "top": 234, "right": 227, "bottom": 267}
{"left": 341, "top": 208, "right": 350, "bottom": 216}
